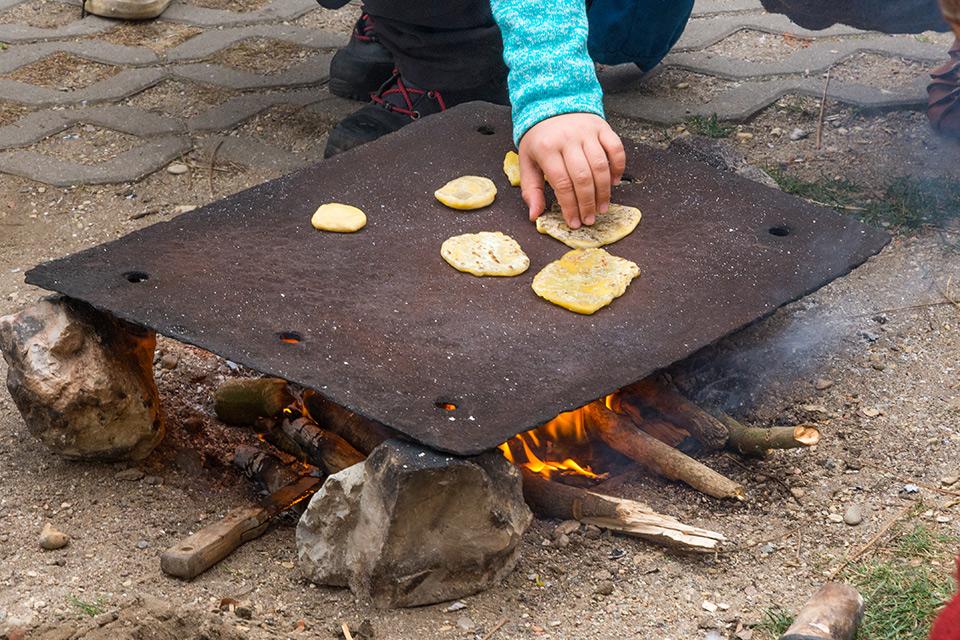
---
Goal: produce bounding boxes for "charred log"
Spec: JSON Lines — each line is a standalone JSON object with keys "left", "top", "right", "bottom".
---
{"left": 281, "top": 416, "right": 365, "bottom": 474}
{"left": 303, "top": 390, "right": 399, "bottom": 454}
{"left": 585, "top": 402, "right": 745, "bottom": 501}
{"left": 620, "top": 376, "right": 728, "bottom": 450}
{"left": 233, "top": 445, "right": 309, "bottom": 494}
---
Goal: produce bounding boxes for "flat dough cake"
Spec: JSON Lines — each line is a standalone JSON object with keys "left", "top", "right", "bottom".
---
{"left": 441, "top": 231, "right": 529, "bottom": 277}
{"left": 503, "top": 151, "right": 521, "bottom": 187}
{"left": 435, "top": 176, "right": 497, "bottom": 210}
{"left": 536, "top": 203, "right": 641, "bottom": 248}
{"left": 531, "top": 248, "right": 640, "bottom": 314}
{"left": 311, "top": 203, "right": 367, "bottom": 232}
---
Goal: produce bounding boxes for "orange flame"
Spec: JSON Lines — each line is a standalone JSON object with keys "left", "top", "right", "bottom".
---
{"left": 498, "top": 405, "right": 602, "bottom": 480}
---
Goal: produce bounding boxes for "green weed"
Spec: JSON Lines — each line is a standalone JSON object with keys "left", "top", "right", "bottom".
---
{"left": 686, "top": 114, "right": 735, "bottom": 139}
{"left": 66, "top": 594, "right": 108, "bottom": 617}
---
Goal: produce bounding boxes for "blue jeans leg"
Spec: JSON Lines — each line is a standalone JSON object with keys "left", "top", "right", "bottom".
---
{"left": 587, "top": 0, "right": 695, "bottom": 70}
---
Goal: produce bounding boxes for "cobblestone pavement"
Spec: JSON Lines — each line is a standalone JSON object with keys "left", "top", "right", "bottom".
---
{"left": 0, "top": 0, "right": 952, "bottom": 185}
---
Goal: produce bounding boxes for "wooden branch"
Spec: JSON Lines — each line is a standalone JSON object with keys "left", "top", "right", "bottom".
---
{"left": 718, "top": 413, "right": 821, "bottom": 457}
{"left": 214, "top": 378, "right": 293, "bottom": 426}
{"left": 303, "top": 391, "right": 397, "bottom": 455}
{"left": 780, "top": 583, "right": 863, "bottom": 640}
{"left": 620, "top": 376, "right": 728, "bottom": 449}
{"left": 520, "top": 468, "right": 725, "bottom": 552}
{"left": 281, "top": 416, "right": 365, "bottom": 475}
{"left": 585, "top": 402, "right": 745, "bottom": 501}
{"left": 252, "top": 416, "right": 309, "bottom": 461}
{"left": 233, "top": 445, "right": 307, "bottom": 494}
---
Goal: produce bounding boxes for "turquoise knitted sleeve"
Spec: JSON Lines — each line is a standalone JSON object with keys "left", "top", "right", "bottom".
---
{"left": 490, "top": 0, "right": 606, "bottom": 145}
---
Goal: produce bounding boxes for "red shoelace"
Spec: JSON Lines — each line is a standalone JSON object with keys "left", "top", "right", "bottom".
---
{"left": 371, "top": 73, "right": 447, "bottom": 119}
{"left": 354, "top": 12, "right": 376, "bottom": 42}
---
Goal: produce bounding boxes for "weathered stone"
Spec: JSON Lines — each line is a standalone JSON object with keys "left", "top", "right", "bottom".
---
{"left": 0, "top": 297, "right": 164, "bottom": 460}
{"left": 39, "top": 523, "right": 69, "bottom": 550}
{"left": 297, "top": 439, "right": 531, "bottom": 608}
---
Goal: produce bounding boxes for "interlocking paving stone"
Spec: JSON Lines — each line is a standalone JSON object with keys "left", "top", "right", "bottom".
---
{"left": 159, "top": 0, "right": 317, "bottom": 28}
{"left": 0, "top": 67, "right": 166, "bottom": 106}
{"left": 666, "top": 36, "right": 944, "bottom": 79}
{"left": 171, "top": 54, "right": 332, "bottom": 90}
{"left": 0, "top": 133, "right": 191, "bottom": 184}
{"left": 164, "top": 24, "right": 345, "bottom": 61}
{"left": 0, "top": 104, "right": 183, "bottom": 148}
{"left": 0, "top": 0, "right": 948, "bottom": 185}
{"left": 0, "top": 40, "right": 158, "bottom": 73}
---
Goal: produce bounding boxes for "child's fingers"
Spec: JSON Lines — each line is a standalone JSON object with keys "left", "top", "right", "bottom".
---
{"left": 598, "top": 126, "right": 627, "bottom": 185}
{"left": 583, "top": 137, "right": 611, "bottom": 216}
{"left": 562, "top": 145, "right": 597, "bottom": 227}
{"left": 539, "top": 152, "right": 581, "bottom": 229}
{"left": 519, "top": 148, "right": 547, "bottom": 222}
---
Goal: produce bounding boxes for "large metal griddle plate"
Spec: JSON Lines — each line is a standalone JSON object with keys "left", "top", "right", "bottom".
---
{"left": 26, "top": 103, "right": 888, "bottom": 455}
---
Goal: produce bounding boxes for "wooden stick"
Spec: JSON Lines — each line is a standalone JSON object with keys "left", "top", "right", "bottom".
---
{"left": 233, "top": 445, "right": 308, "bottom": 494}
{"left": 815, "top": 68, "right": 832, "bottom": 151}
{"left": 780, "top": 582, "right": 863, "bottom": 640}
{"left": 718, "top": 412, "right": 821, "bottom": 457}
{"left": 341, "top": 623, "right": 354, "bottom": 640}
{"left": 281, "top": 416, "right": 365, "bottom": 475}
{"left": 619, "top": 377, "right": 729, "bottom": 449}
{"left": 520, "top": 468, "right": 725, "bottom": 551}
{"left": 480, "top": 618, "right": 508, "bottom": 640}
{"left": 303, "top": 390, "right": 398, "bottom": 455}
{"left": 214, "top": 378, "right": 293, "bottom": 426}
{"left": 585, "top": 402, "right": 745, "bottom": 501}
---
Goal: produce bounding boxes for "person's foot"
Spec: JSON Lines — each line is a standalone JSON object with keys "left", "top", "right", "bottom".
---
{"left": 83, "top": 0, "right": 170, "bottom": 19}
{"left": 328, "top": 11, "right": 395, "bottom": 101}
{"left": 324, "top": 72, "right": 508, "bottom": 158}
{"left": 928, "top": 38, "right": 960, "bottom": 139}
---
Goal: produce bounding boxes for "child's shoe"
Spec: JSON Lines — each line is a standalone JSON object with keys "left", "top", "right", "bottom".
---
{"left": 324, "top": 71, "right": 508, "bottom": 158}
{"left": 328, "top": 12, "right": 394, "bottom": 101}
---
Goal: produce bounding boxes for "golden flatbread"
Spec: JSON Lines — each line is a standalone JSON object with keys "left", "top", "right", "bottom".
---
{"left": 503, "top": 151, "right": 520, "bottom": 187}
{"left": 311, "top": 203, "right": 366, "bottom": 232}
{"left": 441, "top": 231, "right": 529, "bottom": 277}
{"left": 435, "top": 176, "right": 497, "bottom": 210}
{"left": 531, "top": 248, "right": 640, "bottom": 315}
{"left": 535, "top": 203, "right": 641, "bottom": 248}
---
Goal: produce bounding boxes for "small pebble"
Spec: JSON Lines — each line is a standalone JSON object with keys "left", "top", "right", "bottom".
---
{"left": 843, "top": 505, "right": 864, "bottom": 526}
{"left": 136, "top": 540, "right": 150, "bottom": 550}
{"left": 114, "top": 468, "right": 144, "bottom": 481}
{"left": 583, "top": 524, "right": 601, "bottom": 540}
{"left": 936, "top": 515, "right": 952, "bottom": 523}
{"left": 789, "top": 128, "right": 809, "bottom": 141}
{"left": 234, "top": 606, "right": 253, "bottom": 620}
{"left": 445, "top": 601, "right": 467, "bottom": 613}
{"left": 166, "top": 163, "right": 189, "bottom": 175}
{"left": 814, "top": 378, "right": 834, "bottom": 391}
{"left": 555, "top": 520, "right": 580, "bottom": 537}
{"left": 770, "top": 127, "right": 783, "bottom": 136}
{"left": 941, "top": 474, "right": 959, "bottom": 487}
{"left": 735, "top": 132, "right": 754, "bottom": 141}
{"left": 675, "top": 82, "right": 690, "bottom": 89}
{"left": 860, "top": 407, "right": 880, "bottom": 418}
{"left": 172, "top": 205, "right": 197, "bottom": 215}
{"left": 790, "top": 487, "right": 805, "bottom": 499}
{"left": 160, "top": 353, "right": 179, "bottom": 370}
{"left": 38, "top": 523, "right": 69, "bottom": 550}
{"left": 827, "top": 513, "right": 844, "bottom": 523}
{"left": 702, "top": 601, "right": 718, "bottom": 613}
{"left": 456, "top": 615, "right": 475, "bottom": 631}
{"left": 144, "top": 475, "right": 163, "bottom": 486}
{"left": 595, "top": 580, "right": 615, "bottom": 596}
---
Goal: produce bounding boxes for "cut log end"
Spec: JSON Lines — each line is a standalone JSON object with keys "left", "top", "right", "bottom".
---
{"left": 720, "top": 412, "right": 821, "bottom": 457}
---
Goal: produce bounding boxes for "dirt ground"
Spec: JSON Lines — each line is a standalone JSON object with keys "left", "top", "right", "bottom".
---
{"left": 2, "top": 23, "right": 960, "bottom": 640}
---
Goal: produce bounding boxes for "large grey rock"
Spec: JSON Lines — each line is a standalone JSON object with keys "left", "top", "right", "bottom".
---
{"left": 297, "top": 439, "right": 532, "bottom": 608}
{"left": 0, "top": 297, "right": 163, "bottom": 460}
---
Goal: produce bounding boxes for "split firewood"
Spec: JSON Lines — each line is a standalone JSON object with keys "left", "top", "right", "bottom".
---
{"left": 233, "top": 445, "right": 312, "bottom": 494}
{"left": 281, "top": 416, "right": 365, "bottom": 475}
{"left": 303, "top": 390, "right": 398, "bottom": 455}
{"left": 620, "top": 376, "right": 728, "bottom": 449}
{"left": 253, "top": 416, "right": 309, "bottom": 461}
{"left": 214, "top": 377, "right": 293, "bottom": 426}
{"left": 585, "top": 402, "right": 746, "bottom": 501}
{"left": 718, "top": 412, "right": 821, "bottom": 457}
{"left": 520, "top": 468, "right": 724, "bottom": 552}
{"left": 780, "top": 583, "right": 864, "bottom": 640}
{"left": 161, "top": 474, "right": 322, "bottom": 580}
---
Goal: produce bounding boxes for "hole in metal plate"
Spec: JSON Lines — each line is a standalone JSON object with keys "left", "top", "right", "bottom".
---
{"left": 277, "top": 331, "right": 303, "bottom": 344}
{"left": 435, "top": 400, "right": 457, "bottom": 411}
{"left": 476, "top": 124, "right": 495, "bottom": 135}
{"left": 768, "top": 226, "right": 791, "bottom": 237}
{"left": 620, "top": 173, "right": 637, "bottom": 184}
{"left": 123, "top": 270, "right": 149, "bottom": 283}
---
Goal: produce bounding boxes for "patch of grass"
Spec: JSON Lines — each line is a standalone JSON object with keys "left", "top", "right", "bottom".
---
{"left": 66, "top": 594, "right": 108, "bottom": 617}
{"left": 765, "top": 168, "right": 960, "bottom": 231}
{"left": 686, "top": 114, "right": 735, "bottom": 139}
{"left": 756, "top": 605, "right": 794, "bottom": 638}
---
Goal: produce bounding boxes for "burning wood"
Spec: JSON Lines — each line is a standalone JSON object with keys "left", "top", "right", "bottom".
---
{"left": 585, "top": 402, "right": 746, "bottom": 501}
{"left": 498, "top": 407, "right": 603, "bottom": 482}
{"left": 303, "top": 391, "right": 400, "bottom": 455}
{"left": 520, "top": 468, "right": 724, "bottom": 552}
{"left": 718, "top": 412, "right": 821, "bottom": 457}
{"left": 233, "top": 444, "right": 314, "bottom": 494}
{"left": 619, "top": 376, "right": 729, "bottom": 450}
{"left": 280, "top": 415, "right": 365, "bottom": 475}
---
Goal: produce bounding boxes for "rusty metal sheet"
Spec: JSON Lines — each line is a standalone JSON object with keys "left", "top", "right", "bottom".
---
{"left": 25, "top": 102, "right": 889, "bottom": 455}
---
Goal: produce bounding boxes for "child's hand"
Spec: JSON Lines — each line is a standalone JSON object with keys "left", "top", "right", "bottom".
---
{"left": 518, "top": 113, "right": 626, "bottom": 229}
